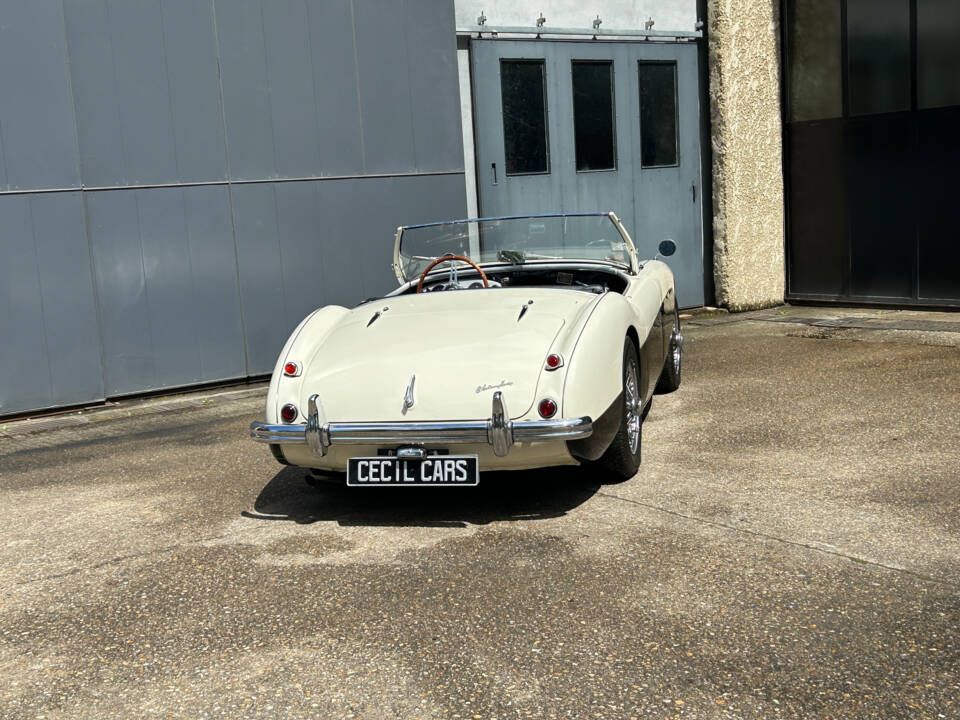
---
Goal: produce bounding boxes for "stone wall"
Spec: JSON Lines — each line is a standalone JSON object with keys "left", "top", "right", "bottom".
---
{"left": 708, "top": 0, "right": 785, "bottom": 310}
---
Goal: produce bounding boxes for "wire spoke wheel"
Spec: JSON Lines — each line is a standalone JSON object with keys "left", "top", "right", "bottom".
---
{"left": 590, "top": 338, "right": 643, "bottom": 482}
{"left": 655, "top": 306, "right": 682, "bottom": 395}
{"left": 625, "top": 359, "right": 641, "bottom": 454}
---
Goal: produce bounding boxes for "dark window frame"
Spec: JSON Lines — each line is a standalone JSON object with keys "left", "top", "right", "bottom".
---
{"left": 571, "top": 59, "right": 618, "bottom": 173}
{"left": 499, "top": 58, "right": 551, "bottom": 177}
{"left": 637, "top": 60, "right": 680, "bottom": 169}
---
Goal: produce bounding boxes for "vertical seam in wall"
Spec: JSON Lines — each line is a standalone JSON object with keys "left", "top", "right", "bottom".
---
{"left": 303, "top": 0, "right": 324, "bottom": 174}
{"left": 156, "top": 2, "right": 183, "bottom": 181}
{"left": 349, "top": 0, "right": 366, "bottom": 173}
{"left": 400, "top": 0, "right": 419, "bottom": 171}
{"left": 258, "top": 0, "right": 280, "bottom": 178}
{"left": 60, "top": 0, "right": 107, "bottom": 399}
{"left": 0, "top": 96, "right": 8, "bottom": 189}
{"left": 271, "top": 183, "right": 289, "bottom": 322}
{"left": 26, "top": 197, "right": 56, "bottom": 405}
{"left": 179, "top": 187, "right": 204, "bottom": 379}
{"left": 210, "top": 0, "right": 251, "bottom": 377}
{"left": 104, "top": 0, "right": 131, "bottom": 185}
{"left": 132, "top": 192, "right": 158, "bottom": 390}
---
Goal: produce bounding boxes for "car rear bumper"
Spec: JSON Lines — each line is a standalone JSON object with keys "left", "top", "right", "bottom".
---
{"left": 250, "top": 391, "right": 592, "bottom": 458}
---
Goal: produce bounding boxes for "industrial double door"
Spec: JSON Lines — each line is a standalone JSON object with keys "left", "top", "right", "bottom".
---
{"left": 472, "top": 39, "right": 705, "bottom": 306}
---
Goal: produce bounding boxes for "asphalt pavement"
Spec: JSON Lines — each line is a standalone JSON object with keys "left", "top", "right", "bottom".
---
{"left": 1, "top": 306, "right": 958, "bottom": 719}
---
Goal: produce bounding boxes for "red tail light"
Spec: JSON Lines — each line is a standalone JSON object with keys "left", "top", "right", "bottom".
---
{"left": 545, "top": 353, "right": 563, "bottom": 370}
{"left": 283, "top": 362, "right": 300, "bottom": 377}
{"left": 538, "top": 398, "right": 557, "bottom": 418}
{"left": 280, "top": 404, "right": 298, "bottom": 423}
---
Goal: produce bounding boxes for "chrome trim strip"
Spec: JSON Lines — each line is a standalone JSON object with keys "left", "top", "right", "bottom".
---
{"left": 327, "top": 422, "right": 491, "bottom": 443}
{"left": 512, "top": 416, "right": 594, "bottom": 440}
{"left": 250, "top": 423, "right": 308, "bottom": 443}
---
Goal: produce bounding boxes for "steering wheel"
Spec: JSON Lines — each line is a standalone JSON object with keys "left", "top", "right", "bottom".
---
{"left": 417, "top": 254, "right": 489, "bottom": 293}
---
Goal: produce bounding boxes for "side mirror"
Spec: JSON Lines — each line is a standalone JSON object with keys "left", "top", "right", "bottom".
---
{"left": 658, "top": 239, "right": 677, "bottom": 257}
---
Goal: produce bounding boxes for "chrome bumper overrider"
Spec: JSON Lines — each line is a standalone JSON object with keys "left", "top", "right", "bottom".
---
{"left": 249, "top": 391, "right": 592, "bottom": 458}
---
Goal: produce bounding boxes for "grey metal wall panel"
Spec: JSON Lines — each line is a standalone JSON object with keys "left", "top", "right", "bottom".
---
{"left": 85, "top": 190, "right": 155, "bottom": 394}
{"left": 0, "top": 193, "right": 103, "bottom": 415}
{"left": 87, "top": 186, "right": 244, "bottom": 395}
{"left": 273, "top": 182, "right": 329, "bottom": 322}
{"left": 104, "top": 1, "right": 180, "bottom": 184}
{"left": 235, "top": 175, "right": 467, "bottom": 374}
{"left": 231, "top": 183, "right": 288, "bottom": 374}
{"left": 62, "top": 0, "right": 126, "bottom": 186}
{"left": 0, "top": 196, "right": 53, "bottom": 413}
{"left": 352, "top": 0, "right": 417, "bottom": 173}
{"left": 136, "top": 189, "right": 210, "bottom": 387}
{"left": 214, "top": 0, "right": 278, "bottom": 181}
{"left": 181, "top": 186, "right": 247, "bottom": 381}
{"left": 0, "top": 1, "right": 80, "bottom": 190}
{"left": 306, "top": 0, "right": 364, "bottom": 175}
{"left": 158, "top": 0, "right": 228, "bottom": 182}
{"left": 64, "top": 0, "right": 226, "bottom": 186}
{"left": 344, "top": 174, "right": 468, "bottom": 294}
{"left": 30, "top": 193, "right": 105, "bottom": 407}
{"left": 260, "top": 0, "right": 323, "bottom": 178}
{"left": 404, "top": 0, "right": 464, "bottom": 172}
{"left": 2, "top": 0, "right": 468, "bottom": 413}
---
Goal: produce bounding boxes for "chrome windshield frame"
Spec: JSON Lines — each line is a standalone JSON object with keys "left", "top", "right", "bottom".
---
{"left": 392, "top": 211, "right": 639, "bottom": 284}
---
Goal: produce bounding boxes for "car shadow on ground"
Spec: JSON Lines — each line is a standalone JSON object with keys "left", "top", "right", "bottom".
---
{"left": 242, "top": 465, "right": 601, "bottom": 527}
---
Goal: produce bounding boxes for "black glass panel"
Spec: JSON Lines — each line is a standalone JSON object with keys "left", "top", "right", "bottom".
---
{"left": 638, "top": 62, "right": 678, "bottom": 167}
{"left": 918, "top": 107, "right": 960, "bottom": 299}
{"left": 572, "top": 61, "right": 616, "bottom": 171}
{"left": 847, "top": 0, "right": 911, "bottom": 116}
{"left": 918, "top": 0, "right": 960, "bottom": 110}
{"left": 786, "top": 0, "right": 842, "bottom": 122}
{"left": 847, "top": 115, "right": 914, "bottom": 298}
{"left": 786, "top": 121, "right": 846, "bottom": 296}
{"left": 500, "top": 60, "right": 549, "bottom": 175}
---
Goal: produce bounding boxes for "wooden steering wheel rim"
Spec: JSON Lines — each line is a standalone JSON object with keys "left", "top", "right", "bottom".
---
{"left": 416, "top": 254, "right": 489, "bottom": 293}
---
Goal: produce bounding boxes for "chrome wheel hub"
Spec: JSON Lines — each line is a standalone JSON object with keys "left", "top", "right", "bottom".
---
{"left": 671, "top": 324, "right": 683, "bottom": 374}
{"left": 625, "top": 360, "right": 640, "bottom": 454}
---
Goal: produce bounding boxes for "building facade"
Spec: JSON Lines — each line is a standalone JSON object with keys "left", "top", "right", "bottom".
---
{"left": 783, "top": 0, "right": 960, "bottom": 307}
{"left": 1, "top": 0, "right": 466, "bottom": 416}
{"left": 2, "top": 0, "right": 957, "bottom": 417}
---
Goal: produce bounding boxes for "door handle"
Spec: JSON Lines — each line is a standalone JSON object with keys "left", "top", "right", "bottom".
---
{"left": 491, "top": 162, "right": 498, "bottom": 186}
{"left": 691, "top": 183, "right": 697, "bottom": 203}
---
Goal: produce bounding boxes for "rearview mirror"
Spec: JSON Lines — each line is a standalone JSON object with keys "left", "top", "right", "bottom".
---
{"left": 658, "top": 239, "right": 677, "bottom": 257}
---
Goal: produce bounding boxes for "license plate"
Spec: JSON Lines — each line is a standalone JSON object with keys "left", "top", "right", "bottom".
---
{"left": 347, "top": 455, "right": 479, "bottom": 487}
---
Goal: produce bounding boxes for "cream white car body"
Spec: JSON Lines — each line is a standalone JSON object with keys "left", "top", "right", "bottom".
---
{"left": 251, "top": 212, "right": 679, "bottom": 474}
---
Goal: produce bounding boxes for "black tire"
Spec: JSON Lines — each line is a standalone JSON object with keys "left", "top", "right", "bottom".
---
{"left": 655, "top": 306, "right": 682, "bottom": 394}
{"left": 592, "top": 339, "right": 644, "bottom": 482}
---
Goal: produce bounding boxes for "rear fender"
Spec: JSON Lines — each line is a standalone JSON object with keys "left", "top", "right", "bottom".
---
{"left": 266, "top": 306, "right": 349, "bottom": 423}
{"left": 562, "top": 293, "right": 650, "bottom": 422}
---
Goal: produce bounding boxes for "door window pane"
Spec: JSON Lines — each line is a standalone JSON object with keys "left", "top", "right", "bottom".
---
{"left": 638, "top": 62, "right": 678, "bottom": 167}
{"left": 918, "top": 0, "right": 960, "bottom": 109}
{"left": 500, "top": 60, "right": 549, "bottom": 175}
{"left": 847, "top": 0, "right": 911, "bottom": 116}
{"left": 786, "top": 0, "right": 842, "bottom": 122}
{"left": 572, "top": 61, "right": 616, "bottom": 171}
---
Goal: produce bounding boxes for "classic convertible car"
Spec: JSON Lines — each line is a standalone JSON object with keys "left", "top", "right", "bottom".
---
{"left": 250, "top": 212, "right": 682, "bottom": 485}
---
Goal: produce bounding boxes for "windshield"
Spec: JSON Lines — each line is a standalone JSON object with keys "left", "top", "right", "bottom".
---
{"left": 394, "top": 213, "right": 636, "bottom": 283}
